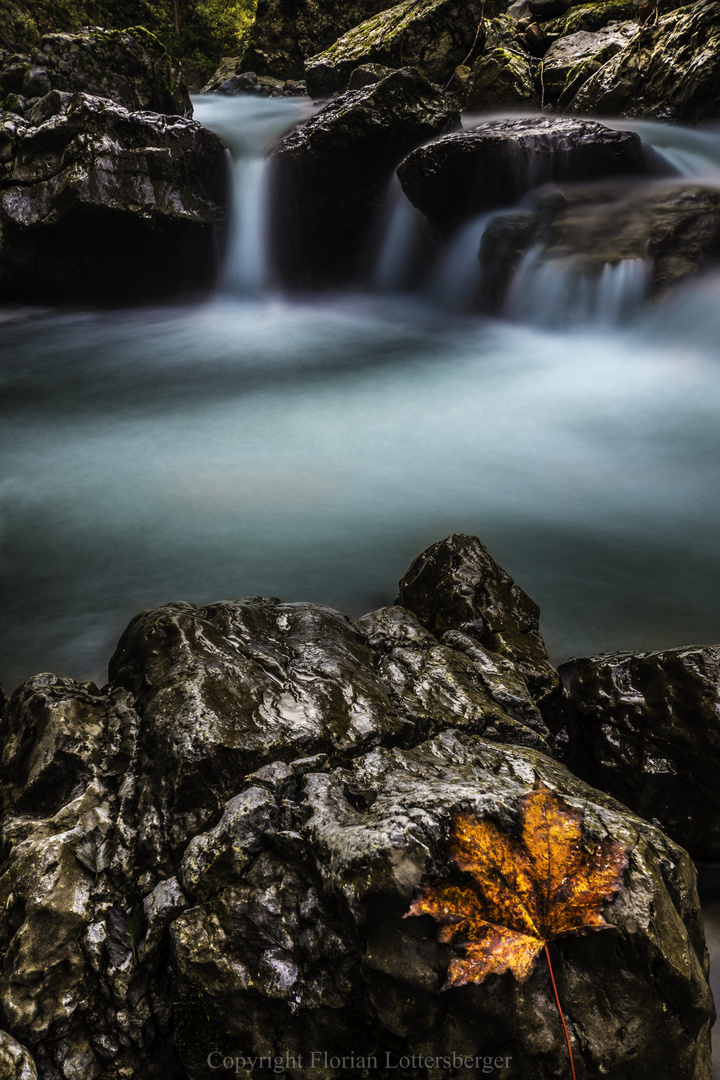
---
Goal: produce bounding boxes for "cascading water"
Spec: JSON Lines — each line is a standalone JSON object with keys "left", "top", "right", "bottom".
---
{"left": 4, "top": 99, "right": 720, "bottom": 705}
{"left": 191, "top": 95, "right": 315, "bottom": 295}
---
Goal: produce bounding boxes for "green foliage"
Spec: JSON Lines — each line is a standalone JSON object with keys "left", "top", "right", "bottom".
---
{"left": 0, "top": 0, "right": 256, "bottom": 82}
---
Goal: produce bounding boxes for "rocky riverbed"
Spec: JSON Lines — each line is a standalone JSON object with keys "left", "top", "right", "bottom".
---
{"left": 0, "top": 533, "right": 717, "bottom": 1079}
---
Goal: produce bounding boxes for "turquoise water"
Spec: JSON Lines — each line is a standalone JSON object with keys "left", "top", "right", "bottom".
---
{"left": 2, "top": 99, "right": 720, "bottom": 691}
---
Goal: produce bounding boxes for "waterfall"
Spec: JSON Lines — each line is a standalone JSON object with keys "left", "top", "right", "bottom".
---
{"left": 191, "top": 95, "right": 315, "bottom": 297}
{"left": 504, "top": 252, "right": 653, "bottom": 328}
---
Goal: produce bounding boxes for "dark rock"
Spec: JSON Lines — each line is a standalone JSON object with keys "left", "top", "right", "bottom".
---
{"left": 242, "top": 0, "right": 399, "bottom": 80}
{"left": 541, "top": 22, "right": 639, "bottom": 101}
{"left": 560, "top": 645, "right": 720, "bottom": 861}
{"left": 396, "top": 533, "right": 561, "bottom": 717}
{"left": 565, "top": 0, "right": 720, "bottom": 121}
{"left": 0, "top": 27, "right": 191, "bottom": 117}
{"left": 529, "top": 0, "right": 571, "bottom": 17}
{"left": 396, "top": 115, "right": 647, "bottom": 226}
{"left": 478, "top": 181, "right": 720, "bottom": 311}
{"left": 0, "top": 92, "right": 229, "bottom": 304}
{"left": 523, "top": 21, "right": 550, "bottom": 55}
{"left": 270, "top": 68, "right": 459, "bottom": 286}
{"left": 0, "top": 535, "right": 714, "bottom": 1079}
{"left": 478, "top": 210, "right": 540, "bottom": 311}
{"left": 347, "top": 62, "right": 397, "bottom": 88}
{"left": 303, "top": 0, "right": 486, "bottom": 99}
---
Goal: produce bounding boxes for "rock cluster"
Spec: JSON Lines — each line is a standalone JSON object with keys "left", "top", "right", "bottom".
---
{"left": 0, "top": 534, "right": 715, "bottom": 1079}
{"left": 270, "top": 67, "right": 459, "bottom": 285}
{"left": 0, "top": 28, "right": 229, "bottom": 304}
{"left": 0, "top": 26, "right": 191, "bottom": 118}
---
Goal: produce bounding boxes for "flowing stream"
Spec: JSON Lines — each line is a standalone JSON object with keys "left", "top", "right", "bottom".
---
{"left": 3, "top": 97, "right": 720, "bottom": 702}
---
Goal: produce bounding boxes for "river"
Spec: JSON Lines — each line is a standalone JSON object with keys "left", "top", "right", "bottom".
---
{"left": 2, "top": 97, "right": 720, "bottom": 698}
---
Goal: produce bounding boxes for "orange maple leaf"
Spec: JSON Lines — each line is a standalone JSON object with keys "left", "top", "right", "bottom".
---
{"left": 405, "top": 779, "right": 630, "bottom": 1076}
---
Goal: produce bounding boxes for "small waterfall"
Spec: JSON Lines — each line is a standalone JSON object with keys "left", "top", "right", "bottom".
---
{"left": 504, "top": 251, "right": 652, "bottom": 327}
{"left": 428, "top": 214, "right": 493, "bottom": 312}
{"left": 372, "top": 177, "right": 428, "bottom": 293}
{"left": 191, "top": 95, "right": 315, "bottom": 297}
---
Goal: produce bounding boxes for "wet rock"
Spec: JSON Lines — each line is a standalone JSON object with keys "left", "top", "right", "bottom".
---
{"left": 478, "top": 181, "right": 720, "bottom": 311}
{"left": 396, "top": 533, "right": 561, "bottom": 719}
{"left": 242, "top": 0, "right": 398, "bottom": 80}
{"left": 396, "top": 116, "right": 648, "bottom": 226}
{"left": 560, "top": 645, "right": 720, "bottom": 861}
{"left": 0, "top": 92, "right": 229, "bottom": 304}
{"left": 0, "top": 1031, "right": 38, "bottom": 1079}
{"left": 0, "top": 27, "right": 191, "bottom": 117}
{"left": 0, "top": 534, "right": 714, "bottom": 1078}
{"left": 565, "top": 0, "right": 720, "bottom": 121}
{"left": 464, "top": 46, "right": 539, "bottom": 109}
{"left": 303, "top": 0, "right": 486, "bottom": 98}
{"left": 270, "top": 68, "right": 459, "bottom": 286}
{"left": 541, "top": 22, "right": 639, "bottom": 102}
{"left": 171, "top": 734, "right": 712, "bottom": 1080}
{"left": 347, "top": 61, "right": 397, "bottom": 88}
{"left": 543, "top": 0, "right": 642, "bottom": 34}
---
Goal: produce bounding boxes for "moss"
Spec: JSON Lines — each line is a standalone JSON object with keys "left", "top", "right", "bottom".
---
{"left": 543, "top": 0, "right": 637, "bottom": 35}
{"left": 173, "top": 983, "right": 227, "bottom": 1075}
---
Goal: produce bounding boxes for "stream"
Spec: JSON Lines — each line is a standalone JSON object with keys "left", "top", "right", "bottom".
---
{"left": 2, "top": 88, "right": 720, "bottom": 1072}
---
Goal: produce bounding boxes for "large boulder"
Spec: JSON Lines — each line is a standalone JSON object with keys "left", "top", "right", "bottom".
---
{"left": 0, "top": 534, "right": 713, "bottom": 1079}
{"left": 303, "top": 0, "right": 486, "bottom": 99}
{"left": 242, "top": 0, "right": 398, "bottom": 80}
{"left": 0, "top": 92, "right": 229, "bottom": 303}
{"left": 560, "top": 645, "right": 720, "bottom": 861}
{"left": 564, "top": 0, "right": 720, "bottom": 121}
{"left": 478, "top": 181, "right": 720, "bottom": 313}
{"left": 396, "top": 116, "right": 648, "bottom": 226}
{"left": 270, "top": 68, "right": 459, "bottom": 286}
{"left": 0, "top": 27, "right": 191, "bottom": 118}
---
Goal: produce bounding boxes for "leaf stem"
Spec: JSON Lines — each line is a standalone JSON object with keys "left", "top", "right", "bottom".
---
{"left": 544, "top": 943, "right": 577, "bottom": 1080}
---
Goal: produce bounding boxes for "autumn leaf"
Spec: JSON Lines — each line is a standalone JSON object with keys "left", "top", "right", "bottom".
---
{"left": 404, "top": 779, "right": 630, "bottom": 1077}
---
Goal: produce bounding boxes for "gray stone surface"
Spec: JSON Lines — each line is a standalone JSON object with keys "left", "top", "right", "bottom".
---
{"left": 565, "top": 0, "right": 720, "bottom": 121}
{"left": 0, "top": 91, "right": 229, "bottom": 303}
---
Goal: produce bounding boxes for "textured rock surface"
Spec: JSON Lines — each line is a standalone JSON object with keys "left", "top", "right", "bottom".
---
{"left": 565, "top": 0, "right": 720, "bottom": 121}
{"left": 303, "top": 0, "right": 486, "bottom": 98}
{"left": 478, "top": 182, "right": 720, "bottom": 311}
{"left": 242, "top": 0, "right": 397, "bottom": 80}
{"left": 396, "top": 533, "right": 561, "bottom": 718}
{"left": 396, "top": 116, "right": 648, "bottom": 226}
{"left": 541, "top": 22, "right": 639, "bottom": 102}
{"left": 0, "top": 91, "right": 229, "bottom": 303}
{"left": 270, "top": 68, "right": 459, "bottom": 286}
{"left": 462, "top": 17, "right": 539, "bottom": 110}
{"left": 0, "top": 27, "right": 191, "bottom": 118}
{"left": 0, "top": 1032, "right": 37, "bottom": 1080}
{"left": 0, "top": 535, "right": 714, "bottom": 1079}
{"left": 560, "top": 645, "right": 720, "bottom": 861}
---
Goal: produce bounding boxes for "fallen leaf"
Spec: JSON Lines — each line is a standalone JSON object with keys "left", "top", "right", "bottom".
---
{"left": 405, "top": 778, "right": 629, "bottom": 989}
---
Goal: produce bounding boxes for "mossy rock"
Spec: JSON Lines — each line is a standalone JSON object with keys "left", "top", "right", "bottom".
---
{"left": 304, "top": 0, "right": 486, "bottom": 98}
{"left": 465, "top": 46, "right": 539, "bottom": 109}
{"left": 542, "top": 0, "right": 639, "bottom": 34}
